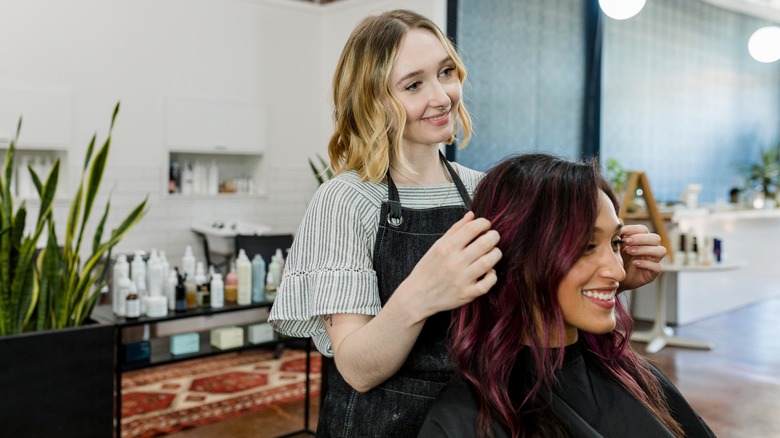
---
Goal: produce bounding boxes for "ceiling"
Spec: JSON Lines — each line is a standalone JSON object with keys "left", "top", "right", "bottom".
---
{"left": 700, "top": 0, "right": 780, "bottom": 22}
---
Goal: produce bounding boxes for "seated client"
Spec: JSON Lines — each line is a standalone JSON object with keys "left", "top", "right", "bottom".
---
{"left": 419, "top": 154, "right": 715, "bottom": 438}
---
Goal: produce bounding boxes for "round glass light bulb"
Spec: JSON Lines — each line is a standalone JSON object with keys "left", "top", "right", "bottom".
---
{"left": 599, "top": 0, "right": 646, "bottom": 20}
{"left": 748, "top": 26, "right": 780, "bottom": 63}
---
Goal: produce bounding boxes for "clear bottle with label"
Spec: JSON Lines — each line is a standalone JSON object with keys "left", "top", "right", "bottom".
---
{"left": 210, "top": 273, "right": 225, "bottom": 308}
{"left": 251, "top": 254, "right": 266, "bottom": 303}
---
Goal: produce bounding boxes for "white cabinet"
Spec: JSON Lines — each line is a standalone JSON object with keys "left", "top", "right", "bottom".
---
{"left": 164, "top": 97, "right": 267, "bottom": 198}
{"left": 0, "top": 88, "right": 72, "bottom": 199}
{"left": 164, "top": 97, "right": 267, "bottom": 154}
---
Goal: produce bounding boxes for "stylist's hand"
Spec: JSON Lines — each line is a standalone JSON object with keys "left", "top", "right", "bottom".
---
{"left": 619, "top": 224, "right": 666, "bottom": 291}
{"left": 403, "top": 211, "right": 501, "bottom": 317}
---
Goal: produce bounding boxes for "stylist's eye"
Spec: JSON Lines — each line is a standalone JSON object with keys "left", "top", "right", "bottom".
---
{"left": 405, "top": 81, "right": 421, "bottom": 92}
{"left": 440, "top": 67, "right": 455, "bottom": 78}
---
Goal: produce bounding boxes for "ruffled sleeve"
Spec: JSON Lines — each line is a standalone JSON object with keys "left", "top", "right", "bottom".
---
{"left": 268, "top": 175, "right": 381, "bottom": 356}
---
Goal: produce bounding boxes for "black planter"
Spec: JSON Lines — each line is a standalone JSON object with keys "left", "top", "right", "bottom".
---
{"left": 0, "top": 322, "right": 115, "bottom": 437}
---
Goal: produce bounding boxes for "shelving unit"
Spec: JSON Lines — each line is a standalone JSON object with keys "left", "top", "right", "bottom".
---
{"left": 167, "top": 150, "right": 265, "bottom": 197}
{"left": 91, "top": 303, "right": 315, "bottom": 438}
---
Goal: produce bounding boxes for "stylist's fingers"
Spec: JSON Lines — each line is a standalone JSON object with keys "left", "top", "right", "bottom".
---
{"left": 442, "top": 212, "right": 492, "bottom": 249}
{"left": 441, "top": 211, "right": 476, "bottom": 238}
{"left": 465, "top": 246, "right": 502, "bottom": 286}
{"left": 471, "top": 268, "right": 497, "bottom": 298}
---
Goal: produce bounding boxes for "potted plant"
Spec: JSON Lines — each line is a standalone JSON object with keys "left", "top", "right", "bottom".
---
{"left": 0, "top": 102, "right": 147, "bottom": 436}
{"left": 740, "top": 142, "right": 779, "bottom": 208}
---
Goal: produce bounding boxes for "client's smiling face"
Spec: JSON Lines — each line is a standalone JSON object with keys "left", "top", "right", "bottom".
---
{"left": 557, "top": 190, "right": 626, "bottom": 345}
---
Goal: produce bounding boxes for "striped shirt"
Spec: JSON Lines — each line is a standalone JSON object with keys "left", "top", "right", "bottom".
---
{"left": 268, "top": 162, "right": 484, "bottom": 356}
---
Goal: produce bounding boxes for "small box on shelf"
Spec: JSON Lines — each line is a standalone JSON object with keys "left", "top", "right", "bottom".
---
{"left": 247, "top": 323, "right": 276, "bottom": 344}
{"left": 121, "top": 340, "right": 151, "bottom": 365}
{"left": 170, "top": 332, "right": 200, "bottom": 356}
{"left": 210, "top": 326, "right": 244, "bottom": 350}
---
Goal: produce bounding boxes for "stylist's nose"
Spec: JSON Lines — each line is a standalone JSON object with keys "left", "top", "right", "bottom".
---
{"left": 428, "top": 80, "right": 450, "bottom": 108}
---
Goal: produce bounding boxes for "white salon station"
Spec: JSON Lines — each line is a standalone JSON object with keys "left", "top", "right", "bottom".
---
{"left": 630, "top": 206, "right": 780, "bottom": 352}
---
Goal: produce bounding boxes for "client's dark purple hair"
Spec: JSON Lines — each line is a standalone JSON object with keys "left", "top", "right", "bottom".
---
{"left": 449, "top": 154, "right": 682, "bottom": 437}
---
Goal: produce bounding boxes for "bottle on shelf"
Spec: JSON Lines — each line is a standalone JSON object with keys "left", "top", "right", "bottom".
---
{"left": 174, "top": 267, "right": 187, "bottom": 313}
{"left": 225, "top": 262, "right": 238, "bottom": 303}
{"left": 147, "top": 249, "right": 164, "bottom": 297}
{"left": 210, "top": 272, "right": 225, "bottom": 308}
{"left": 236, "top": 249, "right": 252, "bottom": 305}
{"left": 114, "top": 271, "right": 132, "bottom": 318}
{"left": 131, "top": 250, "right": 148, "bottom": 315}
{"left": 185, "top": 271, "right": 197, "bottom": 310}
{"left": 268, "top": 249, "right": 284, "bottom": 288}
{"left": 125, "top": 283, "right": 141, "bottom": 319}
{"left": 182, "top": 245, "right": 196, "bottom": 279}
{"left": 208, "top": 159, "right": 219, "bottom": 195}
{"left": 264, "top": 271, "right": 277, "bottom": 302}
{"left": 195, "top": 261, "right": 210, "bottom": 307}
{"left": 159, "top": 250, "right": 170, "bottom": 298}
{"left": 167, "top": 268, "right": 178, "bottom": 311}
{"left": 112, "top": 254, "right": 130, "bottom": 316}
{"left": 181, "top": 160, "right": 194, "bottom": 195}
{"left": 251, "top": 253, "right": 266, "bottom": 303}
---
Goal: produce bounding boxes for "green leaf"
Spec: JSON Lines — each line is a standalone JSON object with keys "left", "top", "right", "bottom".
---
{"left": 93, "top": 198, "right": 111, "bottom": 255}
{"left": 83, "top": 134, "right": 96, "bottom": 172}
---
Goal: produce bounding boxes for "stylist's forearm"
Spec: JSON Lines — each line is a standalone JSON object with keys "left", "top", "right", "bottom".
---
{"left": 333, "top": 282, "right": 431, "bottom": 392}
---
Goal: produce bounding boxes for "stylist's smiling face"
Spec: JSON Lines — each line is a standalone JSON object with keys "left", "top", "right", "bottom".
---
{"left": 390, "top": 28, "right": 461, "bottom": 150}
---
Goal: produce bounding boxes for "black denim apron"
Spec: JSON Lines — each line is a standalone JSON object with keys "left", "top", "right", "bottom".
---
{"left": 317, "top": 153, "right": 472, "bottom": 437}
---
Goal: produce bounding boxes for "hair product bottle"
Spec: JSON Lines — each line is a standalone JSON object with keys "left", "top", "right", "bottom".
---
{"left": 182, "top": 245, "right": 196, "bottom": 279}
{"left": 112, "top": 255, "right": 130, "bottom": 316}
{"left": 251, "top": 254, "right": 266, "bottom": 303}
{"left": 225, "top": 262, "right": 238, "bottom": 303}
{"left": 175, "top": 268, "right": 187, "bottom": 313}
{"left": 125, "top": 284, "right": 141, "bottom": 319}
{"left": 236, "top": 249, "right": 252, "bottom": 305}
{"left": 210, "top": 273, "right": 224, "bottom": 308}
{"left": 195, "top": 262, "right": 210, "bottom": 307}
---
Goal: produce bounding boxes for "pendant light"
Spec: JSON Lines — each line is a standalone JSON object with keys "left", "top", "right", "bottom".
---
{"left": 599, "top": 0, "right": 646, "bottom": 20}
{"left": 748, "top": 26, "right": 780, "bottom": 63}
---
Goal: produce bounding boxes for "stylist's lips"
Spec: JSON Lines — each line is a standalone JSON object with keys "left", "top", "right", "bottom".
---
{"left": 424, "top": 109, "right": 450, "bottom": 126}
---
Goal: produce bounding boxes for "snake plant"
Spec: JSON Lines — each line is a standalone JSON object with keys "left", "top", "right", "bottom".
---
{"left": 0, "top": 102, "right": 147, "bottom": 335}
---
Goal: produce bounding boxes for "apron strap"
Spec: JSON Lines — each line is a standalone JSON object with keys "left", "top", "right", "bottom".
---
{"left": 439, "top": 150, "right": 472, "bottom": 209}
{"left": 385, "top": 151, "right": 472, "bottom": 228}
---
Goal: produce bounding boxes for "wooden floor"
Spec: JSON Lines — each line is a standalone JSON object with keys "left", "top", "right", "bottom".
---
{"left": 167, "top": 295, "right": 780, "bottom": 438}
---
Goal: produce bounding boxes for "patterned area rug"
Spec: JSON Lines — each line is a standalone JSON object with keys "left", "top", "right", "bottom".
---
{"left": 121, "top": 349, "right": 321, "bottom": 438}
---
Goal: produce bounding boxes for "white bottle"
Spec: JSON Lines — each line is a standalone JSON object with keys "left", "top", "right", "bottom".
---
{"left": 160, "top": 251, "right": 170, "bottom": 301}
{"left": 114, "top": 271, "right": 132, "bottom": 317}
{"left": 210, "top": 273, "right": 225, "bottom": 308}
{"left": 208, "top": 160, "right": 219, "bottom": 195}
{"left": 182, "top": 245, "right": 196, "bottom": 279}
{"left": 112, "top": 255, "right": 130, "bottom": 316}
{"left": 236, "top": 249, "right": 252, "bottom": 305}
{"left": 131, "top": 250, "right": 147, "bottom": 294}
{"left": 147, "top": 250, "right": 164, "bottom": 297}
{"left": 268, "top": 249, "right": 283, "bottom": 287}
{"left": 167, "top": 269, "right": 178, "bottom": 311}
{"left": 125, "top": 282, "right": 141, "bottom": 319}
{"left": 181, "top": 160, "right": 194, "bottom": 195}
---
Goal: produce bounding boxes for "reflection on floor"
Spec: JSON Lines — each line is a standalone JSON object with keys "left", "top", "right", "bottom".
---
{"left": 166, "top": 295, "right": 780, "bottom": 438}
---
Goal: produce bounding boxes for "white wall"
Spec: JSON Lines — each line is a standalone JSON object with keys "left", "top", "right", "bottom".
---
{"left": 0, "top": 0, "right": 444, "bottom": 270}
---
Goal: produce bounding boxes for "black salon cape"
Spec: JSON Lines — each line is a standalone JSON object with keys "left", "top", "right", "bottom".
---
{"left": 418, "top": 341, "right": 715, "bottom": 437}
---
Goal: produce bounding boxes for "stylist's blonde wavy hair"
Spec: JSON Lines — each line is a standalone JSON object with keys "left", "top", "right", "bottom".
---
{"left": 328, "top": 9, "right": 473, "bottom": 182}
